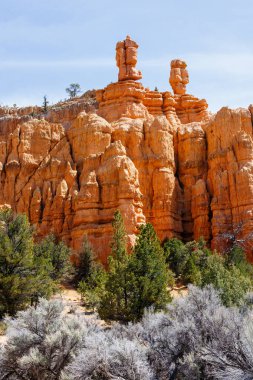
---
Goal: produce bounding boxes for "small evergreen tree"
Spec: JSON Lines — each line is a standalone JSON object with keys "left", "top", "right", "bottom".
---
{"left": 164, "top": 238, "right": 211, "bottom": 285}
{"left": 164, "top": 237, "right": 252, "bottom": 306}
{"left": 78, "top": 267, "right": 106, "bottom": 311}
{"left": 225, "top": 244, "right": 253, "bottom": 277}
{"left": 42, "top": 95, "right": 49, "bottom": 113}
{"left": 34, "top": 234, "right": 72, "bottom": 281}
{"left": 0, "top": 209, "right": 36, "bottom": 316}
{"left": 0, "top": 211, "right": 71, "bottom": 316}
{"left": 164, "top": 237, "right": 186, "bottom": 276}
{"left": 76, "top": 236, "right": 106, "bottom": 311}
{"left": 74, "top": 235, "right": 97, "bottom": 284}
{"left": 179, "top": 240, "right": 211, "bottom": 285}
{"left": 127, "top": 223, "right": 173, "bottom": 320}
{"left": 31, "top": 250, "right": 56, "bottom": 306}
{"left": 201, "top": 254, "right": 252, "bottom": 306}
{"left": 98, "top": 211, "right": 131, "bottom": 320}
{"left": 65, "top": 83, "right": 81, "bottom": 98}
{"left": 95, "top": 219, "right": 174, "bottom": 321}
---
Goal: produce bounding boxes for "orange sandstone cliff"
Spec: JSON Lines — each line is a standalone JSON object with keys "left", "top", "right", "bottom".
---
{"left": 1, "top": 36, "right": 253, "bottom": 261}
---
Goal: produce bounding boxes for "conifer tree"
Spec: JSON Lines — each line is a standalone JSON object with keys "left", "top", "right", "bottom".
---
{"left": 32, "top": 234, "right": 71, "bottom": 306}
{"left": 0, "top": 209, "right": 35, "bottom": 316}
{"left": 0, "top": 210, "right": 70, "bottom": 316}
{"left": 42, "top": 95, "right": 49, "bottom": 112}
{"left": 32, "top": 246, "right": 56, "bottom": 307}
{"left": 76, "top": 236, "right": 107, "bottom": 310}
{"left": 127, "top": 223, "right": 172, "bottom": 320}
{"left": 98, "top": 210, "right": 131, "bottom": 320}
{"left": 74, "top": 235, "right": 96, "bottom": 284}
{"left": 34, "top": 234, "right": 71, "bottom": 281}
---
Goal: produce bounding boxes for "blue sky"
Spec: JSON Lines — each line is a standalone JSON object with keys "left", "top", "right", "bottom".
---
{"left": 0, "top": 0, "right": 252, "bottom": 112}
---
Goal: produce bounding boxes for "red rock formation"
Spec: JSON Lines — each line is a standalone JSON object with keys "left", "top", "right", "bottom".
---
{"left": 169, "top": 59, "right": 189, "bottom": 96}
{"left": 96, "top": 81, "right": 147, "bottom": 122}
{"left": 203, "top": 107, "right": 253, "bottom": 259}
{"left": 1, "top": 37, "right": 253, "bottom": 261}
{"left": 116, "top": 35, "right": 142, "bottom": 81}
{"left": 176, "top": 122, "right": 209, "bottom": 241}
{"left": 169, "top": 59, "right": 209, "bottom": 123}
{"left": 111, "top": 115, "right": 182, "bottom": 242}
{"left": 144, "top": 89, "right": 163, "bottom": 116}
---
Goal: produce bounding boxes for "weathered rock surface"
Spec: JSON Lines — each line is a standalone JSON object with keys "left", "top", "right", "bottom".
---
{"left": 169, "top": 59, "right": 209, "bottom": 123}
{"left": 203, "top": 107, "right": 253, "bottom": 259}
{"left": 176, "top": 122, "right": 209, "bottom": 242}
{"left": 116, "top": 35, "right": 142, "bottom": 81}
{"left": 0, "top": 37, "right": 253, "bottom": 261}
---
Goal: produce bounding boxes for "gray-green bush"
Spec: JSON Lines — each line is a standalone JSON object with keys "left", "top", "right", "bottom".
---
{"left": 1, "top": 287, "right": 253, "bottom": 379}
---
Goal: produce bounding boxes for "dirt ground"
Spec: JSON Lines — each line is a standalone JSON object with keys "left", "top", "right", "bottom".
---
{"left": 0, "top": 334, "right": 7, "bottom": 345}
{"left": 170, "top": 285, "right": 188, "bottom": 299}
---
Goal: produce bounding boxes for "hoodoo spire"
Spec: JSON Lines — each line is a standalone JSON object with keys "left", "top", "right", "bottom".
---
{"left": 116, "top": 35, "right": 142, "bottom": 81}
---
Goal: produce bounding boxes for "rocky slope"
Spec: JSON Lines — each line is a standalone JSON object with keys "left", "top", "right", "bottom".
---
{"left": 1, "top": 36, "right": 252, "bottom": 262}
